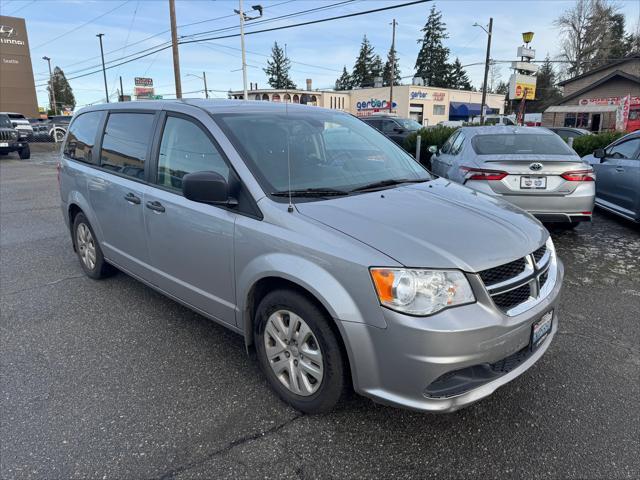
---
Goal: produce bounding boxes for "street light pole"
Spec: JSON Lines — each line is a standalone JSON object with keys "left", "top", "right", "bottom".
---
{"left": 235, "top": 1, "right": 262, "bottom": 100}
{"left": 203, "top": 71, "right": 209, "bottom": 99}
{"left": 169, "top": 0, "right": 182, "bottom": 99}
{"left": 42, "top": 56, "right": 57, "bottom": 115}
{"left": 96, "top": 33, "right": 109, "bottom": 103}
{"left": 389, "top": 19, "right": 397, "bottom": 113}
{"left": 479, "top": 17, "right": 493, "bottom": 125}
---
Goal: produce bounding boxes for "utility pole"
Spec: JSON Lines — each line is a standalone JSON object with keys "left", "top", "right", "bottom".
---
{"left": 169, "top": 0, "right": 182, "bottom": 99}
{"left": 42, "top": 56, "right": 57, "bottom": 115}
{"left": 202, "top": 71, "right": 209, "bottom": 99}
{"left": 235, "top": 1, "right": 263, "bottom": 100}
{"left": 119, "top": 76, "right": 124, "bottom": 101}
{"left": 96, "top": 33, "right": 109, "bottom": 103}
{"left": 389, "top": 19, "right": 397, "bottom": 113}
{"left": 479, "top": 17, "right": 493, "bottom": 125}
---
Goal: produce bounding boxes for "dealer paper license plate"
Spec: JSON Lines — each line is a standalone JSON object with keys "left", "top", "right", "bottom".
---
{"left": 531, "top": 310, "right": 553, "bottom": 349}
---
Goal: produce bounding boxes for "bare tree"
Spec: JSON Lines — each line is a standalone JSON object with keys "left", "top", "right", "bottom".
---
{"left": 488, "top": 61, "right": 502, "bottom": 93}
{"left": 555, "top": 0, "right": 592, "bottom": 78}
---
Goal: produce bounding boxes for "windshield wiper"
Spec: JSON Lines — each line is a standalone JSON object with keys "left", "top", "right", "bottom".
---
{"left": 271, "top": 188, "right": 350, "bottom": 198}
{"left": 350, "top": 178, "right": 428, "bottom": 192}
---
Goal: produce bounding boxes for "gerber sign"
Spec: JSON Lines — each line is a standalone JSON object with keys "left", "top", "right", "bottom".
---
{"left": 356, "top": 98, "right": 398, "bottom": 111}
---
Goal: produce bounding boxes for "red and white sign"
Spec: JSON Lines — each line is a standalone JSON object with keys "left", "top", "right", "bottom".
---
{"left": 616, "top": 95, "right": 631, "bottom": 131}
{"left": 432, "top": 92, "right": 445, "bottom": 101}
{"left": 579, "top": 96, "right": 640, "bottom": 106}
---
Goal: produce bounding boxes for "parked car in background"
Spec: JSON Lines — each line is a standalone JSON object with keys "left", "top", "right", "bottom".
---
{"left": 361, "top": 114, "right": 422, "bottom": 145}
{"left": 545, "top": 127, "right": 592, "bottom": 141}
{"left": 430, "top": 126, "right": 595, "bottom": 226}
{"left": 0, "top": 113, "right": 30, "bottom": 159}
{"left": 583, "top": 131, "right": 640, "bottom": 222}
{"left": 29, "top": 116, "right": 70, "bottom": 142}
{"left": 1, "top": 112, "right": 33, "bottom": 140}
{"left": 59, "top": 100, "right": 563, "bottom": 414}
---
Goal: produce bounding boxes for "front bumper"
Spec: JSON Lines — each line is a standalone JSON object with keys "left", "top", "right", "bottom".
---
{"left": 341, "top": 259, "right": 564, "bottom": 413}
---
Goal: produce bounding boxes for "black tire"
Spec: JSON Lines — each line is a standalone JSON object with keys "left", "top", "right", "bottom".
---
{"left": 72, "top": 212, "right": 115, "bottom": 279}
{"left": 18, "top": 144, "right": 30, "bottom": 160}
{"left": 254, "top": 289, "right": 347, "bottom": 414}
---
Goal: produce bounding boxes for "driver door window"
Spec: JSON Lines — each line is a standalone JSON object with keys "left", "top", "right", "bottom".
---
{"left": 157, "top": 116, "right": 229, "bottom": 191}
{"left": 607, "top": 139, "right": 640, "bottom": 159}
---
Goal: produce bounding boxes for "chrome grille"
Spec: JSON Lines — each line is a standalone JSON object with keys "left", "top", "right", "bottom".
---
{"left": 479, "top": 242, "right": 554, "bottom": 316}
{"left": 0, "top": 130, "right": 12, "bottom": 141}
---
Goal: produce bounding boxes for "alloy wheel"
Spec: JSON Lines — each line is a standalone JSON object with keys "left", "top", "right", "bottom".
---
{"left": 263, "top": 309, "right": 324, "bottom": 396}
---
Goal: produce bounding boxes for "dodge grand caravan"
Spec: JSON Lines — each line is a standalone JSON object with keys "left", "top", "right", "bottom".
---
{"left": 59, "top": 100, "right": 563, "bottom": 413}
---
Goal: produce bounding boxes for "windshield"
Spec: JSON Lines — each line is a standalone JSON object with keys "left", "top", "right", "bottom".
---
{"left": 395, "top": 118, "right": 422, "bottom": 130}
{"left": 214, "top": 110, "right": 430, "bottom": 195}
{"left": 472, "top": 133, "right": 575, "bottom": 155}
{"left": 0, "top": 115, "right": 12, "bottom": 129}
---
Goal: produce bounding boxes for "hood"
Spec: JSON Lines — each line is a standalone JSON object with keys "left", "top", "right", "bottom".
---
{"left": 295, "top": 179, "right": 547, "bottom": 272}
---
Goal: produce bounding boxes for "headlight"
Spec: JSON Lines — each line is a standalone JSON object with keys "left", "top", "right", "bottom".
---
{"left": 10, "top": 131, "right": 18, "bottom": 139}
{"left": 546, "top": 236, "right": 555, "bottom": 255}
{"left": 370, "top": 268, "right": 475, "bottom": 316}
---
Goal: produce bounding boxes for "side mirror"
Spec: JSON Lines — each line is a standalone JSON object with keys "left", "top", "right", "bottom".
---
{"left": 393, "top": 127, "right": 405, "bottom": 133}
{"left": 593, "top": 148, "right": 606, "bottom": 160}
{"left": 182, "top": 171, "right": 237, "bottom": 206}
{"left": 428, "top": 145, "right": 438, "bottom": 154}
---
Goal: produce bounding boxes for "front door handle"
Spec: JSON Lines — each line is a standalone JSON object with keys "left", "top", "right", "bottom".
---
{"left": 124, "top": 192, "right": 141, "bottom": 204}
{"left": 615, "top": 166, "right": 624, "bottom": 172}
{"left": 146, "top": 200, "right": 165, "bottom": 213}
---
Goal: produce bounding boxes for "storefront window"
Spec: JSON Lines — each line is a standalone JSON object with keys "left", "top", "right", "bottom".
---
{"left": 564, "top": 112, "right": 589, "bottom": 128}
{"left": 564, "top": 113, "right": 576, "bottom": 127}
{"left": 433, "top": 104, "right": 445, "bottom": 116}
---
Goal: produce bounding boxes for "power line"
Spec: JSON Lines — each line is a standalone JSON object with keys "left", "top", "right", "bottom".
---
{"left": 34, "top": 0, "right": 431, "bottom": 88}
{"left": 6, "top": 0, "right": 36, "bottom": 16}
{"left": 34, "top": 0, "right": 299, "bottom": 77}
{"left": 31, "top": 1, "right": 132, "bottom": 51}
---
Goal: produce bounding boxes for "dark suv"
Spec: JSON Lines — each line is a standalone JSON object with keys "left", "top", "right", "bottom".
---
{"left": 0, "top": 113, "right": 30, "bottom": 159}
{"left": 361, "top": 115, "right": 422, "bottom": 146}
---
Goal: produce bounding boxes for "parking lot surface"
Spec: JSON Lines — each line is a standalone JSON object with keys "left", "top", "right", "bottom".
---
{"left": 1, "top": 147, "right": 639, "bottom": 479}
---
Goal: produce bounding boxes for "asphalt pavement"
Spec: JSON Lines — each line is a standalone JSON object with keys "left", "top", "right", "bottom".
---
{"left": 1, "top": 146, "right": 639, "bottom": 479}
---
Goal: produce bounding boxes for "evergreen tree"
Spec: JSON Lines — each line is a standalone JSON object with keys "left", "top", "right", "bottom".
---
{"left": 382, "top": 46, "right": 401, "bottom": 87}
{"left": 351, "top": 35, "right": 377, "bottom": 88}
{"left": 445, "top": 58, "right": 472, "bottom": 90}
{"left": 527, "top": 56, "right": 562, "bottom": 112}
{"left": 334, "top": 66, "right": 352, "bottom": 91}
{"left": 263, "top": 41, "right": 296, "bottom": 89}
{"left": 495, "top": 81, "right": 509, "bottom": 95}
{"left": 370, "top": 54, "right": 384, "bottom": 86}
{"left": 414, "top": 5, "right": 450, "bottom": 87}
{"left": 48, "top": 66, "right": 75, "bottom": 110}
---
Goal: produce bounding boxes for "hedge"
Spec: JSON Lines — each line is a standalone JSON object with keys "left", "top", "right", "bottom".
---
{"left": 403, "top": 126, "right": 459, "bottom": 167}
{"left": 570, "top": 131, "right": 627, "bottom": 157}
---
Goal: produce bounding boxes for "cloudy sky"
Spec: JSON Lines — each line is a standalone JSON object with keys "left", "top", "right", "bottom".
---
{"left": 4, "top": 0, "right": 639, "bottom": 108}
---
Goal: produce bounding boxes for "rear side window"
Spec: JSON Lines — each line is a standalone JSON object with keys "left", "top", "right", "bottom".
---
{"left": 63, "top": 111, "right": 104, "bottom": 164}
{"left": 100, "top": 112, "right": 154, "bottom": 180}
{"left": 156, "top": 116, "right": 229, "bottom": 191}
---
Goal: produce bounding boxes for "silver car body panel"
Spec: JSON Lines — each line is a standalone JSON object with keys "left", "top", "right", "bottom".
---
{"left": 59, "top": 100, "right": 563, "bottom": 412}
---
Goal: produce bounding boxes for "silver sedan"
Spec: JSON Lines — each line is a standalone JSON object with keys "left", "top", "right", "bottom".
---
{"left": 430, "top": 126, "right": 595, "bottom": 226}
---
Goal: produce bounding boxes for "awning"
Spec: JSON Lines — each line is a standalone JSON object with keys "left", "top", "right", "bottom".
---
{"left": 449, "top": 102, "right": 482, "bottom": 117}
{"left": 545, "top": 105, "right": 618, "bottom": 113}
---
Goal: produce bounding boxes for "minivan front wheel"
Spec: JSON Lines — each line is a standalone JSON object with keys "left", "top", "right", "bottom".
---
{"left": 72, "top": 213, "right": 115, "bottom": 279}
{"left": 255, "top": 289, "right": 346, "bottom": 414}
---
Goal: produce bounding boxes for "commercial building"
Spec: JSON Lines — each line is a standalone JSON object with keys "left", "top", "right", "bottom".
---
{"left": 542, "top": 54, "right": 640, "bottom": 132}
{"left": 0, "top": 15, "right": 38, "bottom": 117}
{"left": 230, "top": 80, "right": 505, "bottom": 126}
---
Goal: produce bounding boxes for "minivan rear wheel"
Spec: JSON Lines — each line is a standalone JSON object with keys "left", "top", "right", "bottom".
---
{"left": 72, "top": 213, "right": 115, "bottom": 279}
{"left": 255, "top": 289, "right": 346, "bottom": 414}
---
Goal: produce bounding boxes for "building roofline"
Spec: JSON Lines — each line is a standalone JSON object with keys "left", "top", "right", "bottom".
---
{"left": 558, "top": 70, "right": 640, "bottom": 104}
{"left": 557, "top": 54, "right": 640, "bottom": 86}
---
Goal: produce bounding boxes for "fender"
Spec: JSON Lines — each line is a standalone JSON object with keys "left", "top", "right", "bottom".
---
{"left": 237, "top": 252, "right": 387, "bottom": 338}
{"left": 66, "top": 189, "right": 105, "bottom": 246}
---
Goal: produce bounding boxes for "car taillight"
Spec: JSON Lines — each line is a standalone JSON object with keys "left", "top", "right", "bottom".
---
{"left": 460, "top": 166, "right": 508, "bottom": 181}
{"left": 560, "top": 169, "right": 595, "bottom": 181}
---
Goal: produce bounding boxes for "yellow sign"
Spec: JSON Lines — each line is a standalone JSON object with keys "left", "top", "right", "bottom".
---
{"left": 509, "top": 74, "right": 537, "bottom": 100}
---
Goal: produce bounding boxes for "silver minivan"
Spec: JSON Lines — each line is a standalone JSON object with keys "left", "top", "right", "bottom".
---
{"left": 59, "top": 100, "right": 563, "bottom": 414}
